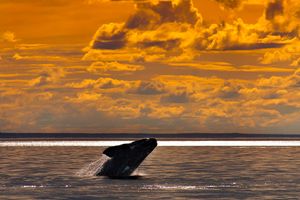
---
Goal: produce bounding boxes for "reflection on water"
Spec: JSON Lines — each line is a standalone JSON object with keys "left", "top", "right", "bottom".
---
{"left": 0, "top": 146, "right": 299, "bottom": 199}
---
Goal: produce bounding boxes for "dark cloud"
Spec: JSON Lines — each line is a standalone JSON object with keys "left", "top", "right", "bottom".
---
{"left": 126, "top": 7, "right": 161, "bottom": 29}
{"left": 85, "top": 0, "right": 299, "bottom": 62}
{"left": 262, "top": 0, "right": 300, "bottom": 37}
{"left": 265, "top": 0, "right": 284, "bottom": 21}
{"left": 216, "top": 81, "right": 241, "bottom": 99}
{"left": 98, "top": 78, "right": 128, "bottom": 89}
{"left": 29, "top": 67, "right": 65, "bottom": 87}
{"left": 87, "top": 0, "right": 202, "bottom": 60}
{"left": 123, "top": 0, "right": 200, "bottom": 30}
{"left": 160, "top": 90, "right": 190, "bottom": 103}
{"left": 214, "top": 0, "right": 242, "bottom": 9}
{"left": 128, "top": 0, "right": 199, "bottom": 27}
{"left": 134, "top": 80, "right": 166, "bottom": 95}
{"left": 223, "top": 42, "right": 285, "bottom": 51}
{"left": 91, "top": 23, "right": 127, "bottom": 50}
{"left": 138, "top": 38, "right": 181, "bottom": 50}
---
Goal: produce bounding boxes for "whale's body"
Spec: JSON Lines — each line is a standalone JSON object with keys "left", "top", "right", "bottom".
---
{"left": 95, "top": 138, "right": 157, "bottom": 178}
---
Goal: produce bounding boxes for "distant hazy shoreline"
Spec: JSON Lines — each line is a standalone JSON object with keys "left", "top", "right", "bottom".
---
{"left": 1, "top": 133, "right": 300, "bottom": 141}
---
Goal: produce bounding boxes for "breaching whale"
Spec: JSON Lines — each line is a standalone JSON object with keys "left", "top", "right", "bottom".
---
{"left": 78, "top": 138, "right": 157, "bottom": 178}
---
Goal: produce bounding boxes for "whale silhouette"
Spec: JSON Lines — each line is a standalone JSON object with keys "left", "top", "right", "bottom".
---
{"left": 94, "top": 138, "right": 157, "bottom": 178}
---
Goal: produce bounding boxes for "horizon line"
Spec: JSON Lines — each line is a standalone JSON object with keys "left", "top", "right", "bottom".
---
{"left": 1, "top": 141, "right": 300, "bottom": 147}
{"left": 1, "top": 132, "right": 300, "bottom": 137}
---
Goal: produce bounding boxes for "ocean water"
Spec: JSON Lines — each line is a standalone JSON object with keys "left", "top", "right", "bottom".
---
{"left": 1, "top": 145, "right": 300, "bottom": 199}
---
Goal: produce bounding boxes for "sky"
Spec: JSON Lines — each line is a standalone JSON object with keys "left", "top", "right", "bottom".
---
{"left": 1, "top": 0, "right": 300, "bottom": 134}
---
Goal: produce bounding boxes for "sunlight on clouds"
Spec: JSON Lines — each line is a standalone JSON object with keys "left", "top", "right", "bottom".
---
{"left": 13, "top": 53, "right": 66, "bottom": 61}
{"left": 87, "top": 61, "right": 144, "bottom": 74}
{"left": 84, "top": 0, "right": 298, "bottom": 64}
{"left": 66, "top": 77, "right": 133, "bottom": 90}
{"left": 1, "top": 31, "right": 17, "bottom": 43}
{"left": 65, "top": 92, "right": 102, "bottom": 103}
{"left": 168, "top": 62, "right": 293, "bottom": 72}
{"left": 28, "top": 67, "right": 65, "bottom": 87}
{"left": 261, "top": 39, "right": 300, "bottom": 65}
{"left": 2, "top": 67, "right": 300, "bottom": 133}
{"left": 2, "top": 0, "right": 300, "bottom": 133}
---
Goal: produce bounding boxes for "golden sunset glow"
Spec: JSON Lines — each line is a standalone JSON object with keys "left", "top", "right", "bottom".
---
{"left": 1, "top": 0, "right": 300, "bottom": 133}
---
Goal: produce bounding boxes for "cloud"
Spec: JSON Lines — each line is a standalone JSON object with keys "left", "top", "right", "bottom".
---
{"left": 65, "top": 91, "right": 102, "bottom": 103}
{"left": 169, "top": 61, "right": 293, "bottom": 72}
{"left": 216, "top": 81, "right": 242, "bottom": 99}
{"left": 1, "top": 31, "right": 17, "bottom": 43}
{"left": 4, "top": 0, "right": 300, "bottom": 133}
{"left": 139, "top": 102, "right": 185, "bottom": 118}
{"left": 3, "top": 65, "right": 300, "bottom": 133}
{"left": 265, "top": 0, "right": 284, "bottom": 21}
{"left": 291, "top": 57, "right": 300, "bottom": 66}
{"left": 29, "top": 67, "right": 65, "bottom": 87}
{"left": 66, "top": 77, "right": 132, "bottom": 89}
{"left": 194, "top": 17, "right": 289, "bottom": 51}
{"left": 128, "top": 0, "right": 200, "bottom": 27}
{"left": 260, "top": 39, "right": 300, "bottom": 65}
{"left": 13, "top": 53, "right": 66, "bottom": 61}
{"left": 214, "top": 0, "right": 242, "bottom": 9}
{"left": 87, "top": 61, "right": 144, "bottom": 74}
{"left": 160, "top": 90, "right": 190, "bottom": 103}
{"left": 264, "top": 0, "right": 300, "bottom": 35}
{"left": 84, "top": 0, "right": 299, "bottom": 64}
{"left": 90, "top": 23, "right": 127, "bottom": 50}
{"left": 84, "top": 0, "right": 203, "bottom": 62}
{"left": 133, "top": 80, "right": 166, "bottom": 95}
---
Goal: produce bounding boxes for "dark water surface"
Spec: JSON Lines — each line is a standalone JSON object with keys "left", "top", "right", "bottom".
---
{"left": 1, "top": 146, "right": 299, "bottom": 199}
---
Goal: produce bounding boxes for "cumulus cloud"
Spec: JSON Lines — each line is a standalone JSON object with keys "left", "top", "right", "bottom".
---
{"left": 132, "top": 80, "right": 166, "bottom": 95}
{"left": 169, "top": 61, "right": 293, "bottom": 72}
{"left": 214, "top": 0, "right": 242, "bottom": 9}
{"left": 3, "top": 66, "right": 300, "bottom": 133}
{"left": 84, "top": 0, "right": 300, "bottom": 64}
{"left": 216, "top": 81, "right": 242, "bottom": 99}
{"left": 259, "top": 0, "right": 300, "bottom": 65}
{"left": 4, "top": 0, "right": 300, "bottom": 133}
{"left": 265, "top": 0, "right": 284, "bottom": 21}
{"left": 65, "top": 91, "right": 103, "bottom": 103}
{"left": 195, "top": 19, "right": 288, "bottom": 50}
{"left": 87, "top": 61, "right": 144, "bottom": 74}
{"left": 13, "top": 53, "right": 66, "bottom": 61}
{"left": 261, "top": 39, "right": 300, "bottom": 65}
{"left": 66, "top": 77, "right": 133, "bottom": 89}
{"left": 265, "top": 0, "right": 300, "bottom": 35}
{"left": 291, "top": 57, "right": 300, "bottom": 66}
{"left": 0, "top": 31, "right": 17, "bottom": 43}
{"left": 84, "top": 0, "right": 202, "bottom": 62}
{"left": 160, "top": 90, "right": 190, "bottom": 103}
{"left": 154, "top": 70, "right": 300, "bottom": 129}
{"left": 139, "top": 102, "right": 185, "bottom": 118}
{"left": 29, "top": 67, "right": 65, "bottom": 87}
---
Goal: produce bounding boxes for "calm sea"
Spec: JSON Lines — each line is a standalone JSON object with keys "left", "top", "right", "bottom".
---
{"left": 1, "top": 142, "right": 300, "bottom": 199}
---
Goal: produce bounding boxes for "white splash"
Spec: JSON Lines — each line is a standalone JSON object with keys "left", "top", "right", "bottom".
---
{"left": 76, "top": 154, "right": 110, "bottom": 176}
{"left": 131, "top": 168, "right": 146, "bottom": 176}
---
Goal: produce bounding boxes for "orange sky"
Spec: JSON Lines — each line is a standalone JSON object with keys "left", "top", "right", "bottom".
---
{"left": 0, "top": 0, "right": 264, "bottom": 43}
{"left": 1, "top": 0, "right": 300, "bottom": 133}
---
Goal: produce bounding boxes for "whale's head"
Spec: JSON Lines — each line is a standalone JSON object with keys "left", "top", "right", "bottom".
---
{"left": 98, "top": 138, "right": 157, "bottom": 177}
